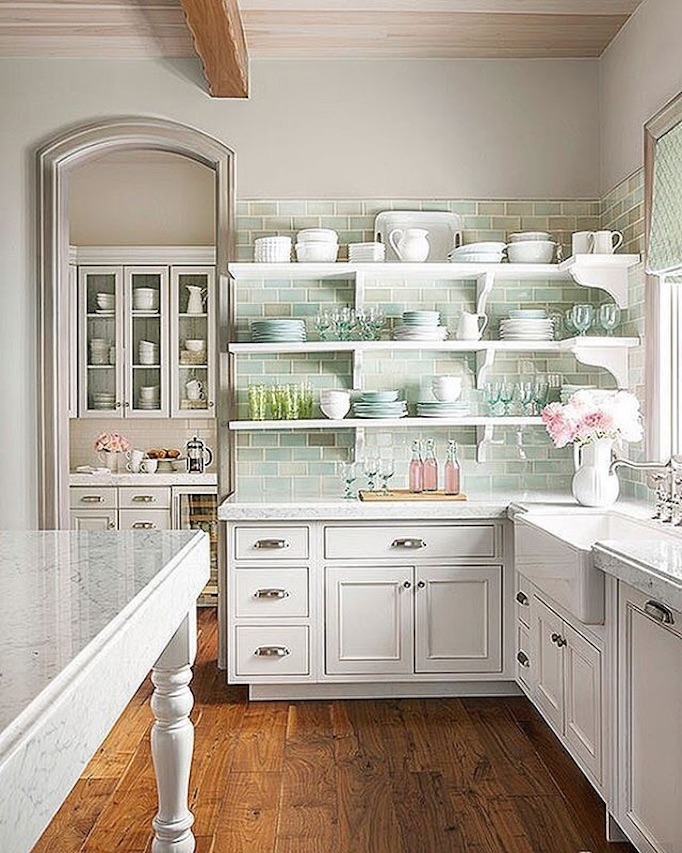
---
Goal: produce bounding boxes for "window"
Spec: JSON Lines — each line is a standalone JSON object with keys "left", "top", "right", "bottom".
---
{"left": 644, "top": 92, "right": 682, "bottom": 460}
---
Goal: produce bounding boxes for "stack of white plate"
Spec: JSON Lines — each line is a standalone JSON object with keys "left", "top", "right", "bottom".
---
{"left": 89, "top": 338, "right": 110, "bottom": 365}
{"left": 352, "top": 390, "right": 407, "bottom": 419}
{"left": 448, "top": 242, "right": 506, "bottom": 264}
{"left": 393, "top": 310, "right": 448, "bottom": 341}
{"left": 90, "top": 392, "right": 116, "bottom": 410}
{"left": 416, "top": 400, "right": 471, "bottom": 418}
{"left": 138, "top": 340, "right": 159, "bottom": 365}
{"left": 250, "top": 319, "right": 307, "bottom": 343}
{"left": 500, "top": 309, "right": 554, "bottom": 341}
{"left": 348, "top": 242, "right": 385, "bottom": 263}
{"left": 254, "top": 236, "right": 292, "bottom": 263}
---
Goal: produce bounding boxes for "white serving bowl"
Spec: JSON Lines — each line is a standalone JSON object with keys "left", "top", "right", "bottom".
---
{"left": 297, "top": 228, "right": 338, "bottom": 243}
{"left": 184, "top": 339, "right": 206, "bottom": 352}
{"left": 321, "top": 401, "right": 350, "bottom": 419}
{"left": 506, "top": 240, "right": 556, "bottom": 264}
{"left": 432, "top": 376, "right": 462, "bottom": 402}
{"left": 320, "top": 389, "right": 351, "bottom": 403}
{"left": 508, "top": 231, "right": 552, "bottom": 243}
{"left": 295, "top": 242, "right": 339, "bottom": 263}
{"left": 449, "top": 241, "right": 507, "bottom": 255}
{"left": 449, "top": 253, "right": 505, "bottom": 264}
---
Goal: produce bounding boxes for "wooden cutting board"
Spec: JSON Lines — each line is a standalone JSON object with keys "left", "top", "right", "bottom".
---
{"left": 359, "top": 489, "right": 467, "bottom": 501}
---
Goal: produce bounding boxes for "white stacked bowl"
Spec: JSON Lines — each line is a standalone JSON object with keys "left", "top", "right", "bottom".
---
{"left": 448, "top": 242, "right": 506, "bottom": 264}
{"left": 506, "top": 241, "right": 557, "bottom": 264}
{"left": 138, "top": 340, "right": 158, "bottom": 365}
{"left": 254, "top": 236, "right": 292, "bottom": 263}
{"left": 184, "top": 339, "right": 206, "bottom": 353}
{"left": 508, "top": 231, "right": 552, "bottom": 243}
{"left": 96, "top": 292, "right": 115, "bottom": 310}
{"left": 133, "top": 287, "right": 158, "bottom": 311}
{"left": 295, "top": 228, "right": 339, "bottom": 263}
{"left": 89, "top": 338, "right": 109, "bottom": 364}
{"left": 320, "top": 388, "right": 350, "bottom": 419}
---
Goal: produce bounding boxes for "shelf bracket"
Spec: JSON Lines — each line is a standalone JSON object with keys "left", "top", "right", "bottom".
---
{"left": 569, "top": 344, "right": 630, "bottom": 389}
{"left": 561, "top": 255, "right": 642, "bottom": 309}
{"left": 354, "top": 426, "right": 366, "bottom": 462}
{"left": 475, "top": 348, "right": 496, "bottom": 390}
{"left": 354, "top": 269, "right": 366, "bottom": 312}
{"left": 476, "top": 271, "right": 495, "bottom": 316}
{"left": 476, "top": 424, "right": 504, "bottom": 463}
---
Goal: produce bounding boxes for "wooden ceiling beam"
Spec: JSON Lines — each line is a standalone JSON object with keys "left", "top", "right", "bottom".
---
{"left": 180, "top": 0, "right": 249, "bottom": 98}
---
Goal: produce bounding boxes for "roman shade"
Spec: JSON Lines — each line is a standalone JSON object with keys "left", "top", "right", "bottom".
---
{"left": 647, "top": 119, "right": 682, "bottom": 277}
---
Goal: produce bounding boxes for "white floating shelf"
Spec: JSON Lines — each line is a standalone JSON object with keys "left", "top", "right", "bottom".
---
{"left": 229, "top": 416, "right": 542, "bottom": 431}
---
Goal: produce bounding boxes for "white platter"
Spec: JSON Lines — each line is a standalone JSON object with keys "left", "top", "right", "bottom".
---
{"left": 374, "top": 211, "right": 463, "bottom": 262}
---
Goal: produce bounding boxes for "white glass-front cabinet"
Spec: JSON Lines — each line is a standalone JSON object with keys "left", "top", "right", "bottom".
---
{"left": 75, "top": 249, "right": 215, "bottom": 419}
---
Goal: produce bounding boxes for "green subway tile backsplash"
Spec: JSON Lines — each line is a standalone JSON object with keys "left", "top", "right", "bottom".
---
{"left": 232, "top": 185, "right": 648, "bottom": 500}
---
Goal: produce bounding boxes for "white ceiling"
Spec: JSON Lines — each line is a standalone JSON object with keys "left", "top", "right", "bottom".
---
{"left": 0, "top": 0, "right": 644, "bottom": 60}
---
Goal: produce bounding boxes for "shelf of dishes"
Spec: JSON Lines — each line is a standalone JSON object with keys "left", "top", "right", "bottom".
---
{"left": 228, "top": 416, "right": 542, "bottom": 431}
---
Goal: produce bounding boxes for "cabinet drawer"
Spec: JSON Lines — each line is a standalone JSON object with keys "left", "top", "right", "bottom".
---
{"left": 119, "top": 486, "right": 171, "bottom": 509}
{"left": 324, "top": 524, "right": 498, "bottom": 560}
{"left": 235, "top": 568, "right": 309, "bottom": 618}
{"left": 119, "top": 509, "right": 172, "bottom": 530}
{"left": 516, "top": 572, "right": 532, "bottom": 627}
{"left": 70, "top": 486, "right": 117, "bottom": 509}
{"left": 234, "top": 526, "right": 309, "bottom": 560}
{"left": 235, "top": 626, "right": 309, "bottom": 676}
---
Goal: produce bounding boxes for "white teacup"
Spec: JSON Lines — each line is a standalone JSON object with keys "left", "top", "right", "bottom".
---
{"left": 432, "top": 376, "right": 462, "bottom": 402}
{"left": 571, "top": 231, "right": 595, "bottom": 255}
{"left": 126, "top": 449, "right": 145, "bottom": 473}
{"left": 140, "top": 458, "right": 158, "bottom": 474}
{"left": 186, "top": 379, "right": 204, "bottom": 401}
{"left": 592, "top": 230, "right": 624, "bottom": 254}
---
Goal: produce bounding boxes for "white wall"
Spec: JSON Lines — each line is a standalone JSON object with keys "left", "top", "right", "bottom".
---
{"left": 599, "top": 0, "right": 682, "bottom": 193}
{"left": 0, "top": 56, "right": 599, "bottom": 527}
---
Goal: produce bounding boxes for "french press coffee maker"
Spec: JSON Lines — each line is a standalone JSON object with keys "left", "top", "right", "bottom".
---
{"left": 185, "top": 436, "right": 213, "bottom": 473}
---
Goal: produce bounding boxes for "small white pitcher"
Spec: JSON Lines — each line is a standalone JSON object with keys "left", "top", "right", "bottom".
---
{"left": 456, "top": 311, "right": 488, "bottom": 341}
{"left": 388, "top": 228, "right": 430, "bottom": 262}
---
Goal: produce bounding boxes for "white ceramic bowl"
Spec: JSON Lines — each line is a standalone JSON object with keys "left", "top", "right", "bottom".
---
{"left": 184, "top": 339, "right": 206, "bottom": 352}
{"left": 432, "top": 376, "right": 462, "bottom": 402}
{"left": 449, "top": 253, "right": 505, "bottom": 264}
{"left": 509, "top": 309, "right": 548, "bottom": 319}
{"left": 295, "top": 242, "right": 339, "bottom": 263}
{"left": 449, "top": 242, "right": 507, "bottom": 255}
{"left": 506, "top": 240, "right": 556, "bottom": 264}
{"left": 508, "top": 231, "right": 552, "bottom": 243}
{"left": 320, "top": 389, "right": 351, "bottom": 403}
{"left": 321, "top": 401, "right": 350, "bottom": 419}
{"left": 297, "top": 228, "right": 338, "bottom": 243}
{"left": 254, "top": 236, "right": 292, "bottom": 263}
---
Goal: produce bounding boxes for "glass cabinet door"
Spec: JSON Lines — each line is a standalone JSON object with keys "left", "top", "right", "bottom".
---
{"left": 170, "top": 267, "right": 216, "bottom": 418}
{"left": 125, "top": 267, "right": 169, "bottom": 417}
{"left": 78, "top": 266, "right": 123, "bottom": 418}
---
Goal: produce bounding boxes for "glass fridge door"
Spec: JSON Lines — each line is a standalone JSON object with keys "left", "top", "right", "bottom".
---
{"left": 177, "top": 491, "right": 218, "bottom": 606}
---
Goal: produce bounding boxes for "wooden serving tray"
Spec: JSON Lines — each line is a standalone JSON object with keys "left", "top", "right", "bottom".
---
{"left": 359, "top": 489, "right": 467, "bottom": 502}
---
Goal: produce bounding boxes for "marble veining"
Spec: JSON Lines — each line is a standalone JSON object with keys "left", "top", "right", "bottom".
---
{"left": 594, "top": 539, "right": 682, "bottom": 613}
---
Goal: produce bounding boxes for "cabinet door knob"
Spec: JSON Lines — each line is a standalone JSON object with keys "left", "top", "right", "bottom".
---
{"left": 517, "top": 651, "right": 530, "bottom": 667}
{"left": 254, "top": 588, "right": 289, "bottom": 599}
{"left": 254, "top": 538, "right": 289, "bottom": 550}
{"left": 551, "top": 633, "right": 567, "bottom": 647}
{"left": 644, "top": 600, "right": 675, "bottom": 625}
{"left": 403, "top": 580, "right": 412, "bottom": 589}
{"left": 132, "top": 521, "right": 156, "bottom": 529}
{"left": 132, "top": 495, "right": 156, "bottom": 503}
{"left": 108, "top": 522, "right": 116, "bottom": 529}
{"left": 516, "top": 591, "right": 529, "bottom": 606}
{"left": 80, "top": 495, "right": 104, "bottom": 503}
{"left": 391, "top": 538, "right": 426, "bottom": 549}
{"left": 255, "top": 646, "right": 290, "bottom": 657}
{"left": 417, "top": 580, "right": 426, "bottom": 589}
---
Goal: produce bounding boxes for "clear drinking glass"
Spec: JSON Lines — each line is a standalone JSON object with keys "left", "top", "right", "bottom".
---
{"left": 570, "top": 304, "right": 595, "bottom": 336}
{"left": 338, "top": 461, "right": 360, "bottom": 500}
{"left": 598, "top": 303, "right": 621, "bottom": 336}
{"left": 483, "top": 381, "right": 502, "bottom": 416}
{"left": 363, "top": 455, "right": 380, "bottom": 491}
{"left": 499, "top": 381, "right": 515, "bottom": 416}
{"left": 378, "top": 458, "right": 395, "bottom": 494}
{"left": 532, "top": 380, "right": 549, "bottom": 413}
{"left": 516, "top": 381, "right": 535, "bottom": 416}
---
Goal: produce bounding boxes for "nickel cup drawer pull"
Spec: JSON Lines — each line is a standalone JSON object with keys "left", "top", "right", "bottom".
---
{"left": 255, "top": 646, "right": 290, "bottom": 657}
{"left": 81, "top": 495, "right": 104, "bottom": 503}
{"left": 132, "top": 521, "right": 156, "bottom": 529}
{"left": 391, "top": 538, "right": 426, "bottom": 549}
{"left": 132, "top": 495, "right": 156, "bottom": 503}
{"left": 517, "top": 651, "right": 530, "bottom": 668}
{"left": 644, "top": 600, "right": 675, "bottom": 625}
{"left": 254, "top": 538, "right": 289, "bottom": 550}
{"left": 516, "top": 591, "right": 529, "bottom": 606}
{"left": 254, "top": 588, "right": 290, "bottom": 599}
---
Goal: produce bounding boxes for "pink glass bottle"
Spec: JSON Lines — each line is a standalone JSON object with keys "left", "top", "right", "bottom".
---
{"left": 423, "top": 438, "right": 438, "bottom": 491}
{"left": 408, "top": 439, "right": 423, "bottom": 493}
{"left": 444, "top": 440, "right": 461, "bottom": 495}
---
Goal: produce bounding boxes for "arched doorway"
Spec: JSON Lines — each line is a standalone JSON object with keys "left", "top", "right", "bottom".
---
{"left": 37, "top": 117, "right": 234, "bottom": 529}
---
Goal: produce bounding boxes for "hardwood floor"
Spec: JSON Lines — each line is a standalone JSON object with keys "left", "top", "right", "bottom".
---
{"left": 34, "top": 609, "right": 634, "bottom": 853}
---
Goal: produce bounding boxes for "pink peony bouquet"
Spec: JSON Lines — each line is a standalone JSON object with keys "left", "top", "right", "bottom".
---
{"left": 93, "top": 432, "right": 131, "bottom": 453}
{"left": 541, "top": 390, "right": 643, "bottom": 448}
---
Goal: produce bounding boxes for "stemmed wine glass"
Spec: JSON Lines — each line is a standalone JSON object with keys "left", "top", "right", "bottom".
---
{"left": 532, "top": 380, "right": 549, "bottom": 414}
{"left": 377, "top": 459, "right": 395, "bottom": 494}
{"left": 516, "top": 381, "right": 535, "bottom": 416}
{"left": 337, "top": 461, "right": 359, "bottom": 500}
{"left": 598, "top": 303, "right": 621, "bottom": 336}
{"left": 570, "top": 304, "right": 595, "bottom": 336}
{"left": 499, "top": 381, "right": 515, "bottom": 416}
{"left": 363, "top": 455, "right": 379, "bottom": 492}
{"left": 483, "top": 381, "right": 502, "bottom": 416}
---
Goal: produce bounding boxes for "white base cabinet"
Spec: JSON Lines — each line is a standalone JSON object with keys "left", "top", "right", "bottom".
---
{"left": 615, "top": 583, "right": 682, "bottom": 853}
{"left": 226, "top": 519, "right": 511, "bottom": 690}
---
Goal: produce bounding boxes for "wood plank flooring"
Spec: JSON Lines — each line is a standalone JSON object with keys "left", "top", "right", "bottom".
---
{"left": 34, "top": 609, "right": 634, "bottom": 852}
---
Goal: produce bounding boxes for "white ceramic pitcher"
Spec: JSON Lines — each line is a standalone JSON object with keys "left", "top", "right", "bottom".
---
{"left": 456, "top": 311, "right": 488, "bottom": 341}
{"left": 388, "top": 228, "right": 430, "bottom": 262}
{"left": 186, "top": 285, "right": 206, "bottom": 315}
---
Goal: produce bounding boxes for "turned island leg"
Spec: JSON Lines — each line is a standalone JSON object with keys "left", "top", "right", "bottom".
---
{"left": 150, "top": 610, "right": 197, "bottom": 853}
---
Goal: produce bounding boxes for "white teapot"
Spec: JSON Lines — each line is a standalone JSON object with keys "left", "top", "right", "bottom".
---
{"left": 388, "top": 228, "right": 430, "bottom": 263}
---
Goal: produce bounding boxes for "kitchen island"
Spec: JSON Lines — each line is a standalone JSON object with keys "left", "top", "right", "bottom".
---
{"left": 0, "top": 530, "right": 209, "bottom": 853}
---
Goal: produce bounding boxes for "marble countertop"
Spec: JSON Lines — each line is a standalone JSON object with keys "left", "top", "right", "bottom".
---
{"left": 0, "top": 530, "right": 204, "bottom": 734}
{"left": 70, "top": 472, "right": 217, "bottom": 487}
{"left": 594, "top": 538, "right": 682, "bottom": 613}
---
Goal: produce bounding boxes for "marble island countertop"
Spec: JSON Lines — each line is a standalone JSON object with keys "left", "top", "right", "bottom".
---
{"left": 594, "top": 538, "right": 682, "bottom": 613}
{"left": 70, "top": 471, "right": 217, "bottom": 486}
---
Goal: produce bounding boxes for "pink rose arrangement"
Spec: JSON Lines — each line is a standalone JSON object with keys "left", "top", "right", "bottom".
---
{"left": 93, "top": 432, "right": 131, "bottom": 453}
{"left": 541, "top": 390, "right": 643, "bottom": 449}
